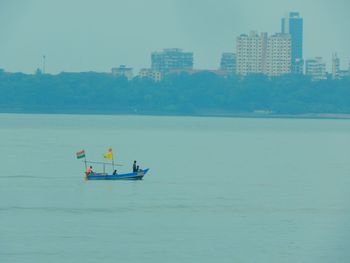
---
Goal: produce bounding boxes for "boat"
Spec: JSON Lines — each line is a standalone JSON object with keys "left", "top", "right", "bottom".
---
{"left": 76, "top": 149, "right": 149, "bottom": 181}
{"left": 86, "top": 168, "right": 149, "bottom": 181}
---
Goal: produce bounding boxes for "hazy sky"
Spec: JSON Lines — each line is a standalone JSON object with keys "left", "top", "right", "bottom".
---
{"left": 0, "top": 0, "right": 349, "bottom": 74}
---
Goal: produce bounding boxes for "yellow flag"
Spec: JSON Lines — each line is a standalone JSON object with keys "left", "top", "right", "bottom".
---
{"left": 104, "top": 148, "right": 113, "bottom": 160}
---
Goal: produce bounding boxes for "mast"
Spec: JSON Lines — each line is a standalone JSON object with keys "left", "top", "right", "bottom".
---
{"left": 112, "top": 151, "right": 115, "bottom": 170}
{"left": 84, "top": 155, "right": 87, "bottom": 171}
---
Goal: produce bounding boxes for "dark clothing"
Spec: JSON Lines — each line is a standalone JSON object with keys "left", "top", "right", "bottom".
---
{"left": 133, "top": 163, "right": 137, "bottom": 173}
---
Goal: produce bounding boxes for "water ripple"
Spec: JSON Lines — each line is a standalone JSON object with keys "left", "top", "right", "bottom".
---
{"left": 0, "top": 205, "right": 349, "bottom": 215}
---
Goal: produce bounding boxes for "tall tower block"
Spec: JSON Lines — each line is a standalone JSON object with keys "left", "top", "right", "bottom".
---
{"left": 282, "top": 12, "right": 303, "bottom": 74}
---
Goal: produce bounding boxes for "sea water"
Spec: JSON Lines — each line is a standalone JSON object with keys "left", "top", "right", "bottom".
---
{"left": 0, "top": 114, "right": 350, "bottom": 262}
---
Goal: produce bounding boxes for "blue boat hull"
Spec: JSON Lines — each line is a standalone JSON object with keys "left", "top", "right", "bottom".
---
{"left": 86, "top": 168, "right": 149, "bottom": 181}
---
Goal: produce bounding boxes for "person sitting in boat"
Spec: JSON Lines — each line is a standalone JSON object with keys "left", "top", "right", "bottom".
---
{"left": 86, "top": 166, "right": 93, "bottom": 176}
{"left": 133, "top": 160, "right": 137, "bottom": 172}
{"left": 85, "top": 166, "right": 93, "bottom": 176}
{"left": 113, "top": 170, "right": 117, "bottom": 175}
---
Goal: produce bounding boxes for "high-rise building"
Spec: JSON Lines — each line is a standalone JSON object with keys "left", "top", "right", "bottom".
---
{"left": 236, "top": 31, "right": 291, "bottom": 77}
{"left": 151, "top": 48, "right": 193, "bottom": 74}
{"left": 332, "top": 53, "right": 340, "bottom": 80}
{"left": 281, "top": 12, "right": 303, "bottom": 74}
{"left": 220, "top": 53, "right": 236, "bottom": 75}
{"left": 305, "top": 57, "right": 327, "bottom": 81}
{"left": 265, "top": 33, "right": 292, "bottom": 77}
{"left": 236, "top": 31, "right": 264, "bottom": 76}
{"left": 111, "top": 65, "right": 133, "bottom": 80}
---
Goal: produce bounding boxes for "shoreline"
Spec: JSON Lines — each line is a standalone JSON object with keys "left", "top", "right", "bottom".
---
{"left": 1, "top": 110, "right": 350, "bottom": 121}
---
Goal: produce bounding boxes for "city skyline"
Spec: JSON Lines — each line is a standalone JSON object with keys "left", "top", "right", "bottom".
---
{"left": 0, "top": 0, "right": 349, "bottom": 74}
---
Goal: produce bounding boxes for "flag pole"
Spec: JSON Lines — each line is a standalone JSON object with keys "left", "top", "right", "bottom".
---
{"left": 84, "top": 156, "right": 87, "bottom": 171}
{"left": 84, "top": 150, "right": 87, "bottom": 171}
{"left": 112, "top": 149, "right": 115, "bottom": 171}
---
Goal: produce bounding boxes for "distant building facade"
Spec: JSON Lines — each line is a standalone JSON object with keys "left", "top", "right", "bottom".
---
{"left": 332, "top": 53, "right": 340, "bottom": 80}
{"left": 111, "top": 65, "right": 133, "bottom": 80}
{"left": 305, "top": 57, "right": 327, "bottom": 81}
{"left": 281, "top": 12, "right": 303, "bottom": 74}
{"left": 139, "top": 68, "right": 162, "bottom": 82}
{"left": 236, "top": 31, "right": 291, "bottom": 77}
{"left": 236, "top": 31, "right": 264, "bottom": 75}
{"left": 339, "top": 70, "right": 349, "bottom": 79}
{"left": 265, "top": 33, "right": 292, "bottom": 77}
{"left": 168, "top": 69, "right": 228, "bottom": 77}
{"left": 220, "top": 53, "right": 236, "bottom": 75}
{"left": 151, "top": 48, "right": 193, "bottom": 74}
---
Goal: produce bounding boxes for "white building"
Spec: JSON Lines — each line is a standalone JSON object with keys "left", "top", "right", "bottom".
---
{"left": 305, "top": 57, "right": 327, "bottom": 81}
{"left": 236, "top": 31, "right": 291, "bottom": 77}
{"left": 236, "top": 31, "right": 264, "bottom": 76}
{"left": 111, "top": 65, "right": 133, "bottom": 80}
{"left": 265, "top": 33, "right": 292, "bottom": 77}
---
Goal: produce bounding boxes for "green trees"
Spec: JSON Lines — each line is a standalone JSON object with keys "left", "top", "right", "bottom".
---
{"left": 0, "top": 71, "right": 349, "bottom": 115}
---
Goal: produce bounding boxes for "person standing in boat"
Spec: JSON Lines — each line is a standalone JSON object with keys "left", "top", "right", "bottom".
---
{"left": 133, "top": 161, "right": 137, "bottom": 172}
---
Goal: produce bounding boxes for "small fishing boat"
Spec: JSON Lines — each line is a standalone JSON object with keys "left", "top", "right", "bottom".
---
{"left": 76, "top": 149, "right": 149, "bottom": 181}
{"left": 86, "top": 168, "right": 149, "bottom": 181}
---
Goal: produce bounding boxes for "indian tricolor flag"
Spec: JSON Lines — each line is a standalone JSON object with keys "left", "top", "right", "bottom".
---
{"left": 76, "top": 150, "right": 86, "bottom": 159}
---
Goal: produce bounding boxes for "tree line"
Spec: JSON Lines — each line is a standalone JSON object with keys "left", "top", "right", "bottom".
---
{"left": 0, "top": 70, "right": 349, "bottom": 115}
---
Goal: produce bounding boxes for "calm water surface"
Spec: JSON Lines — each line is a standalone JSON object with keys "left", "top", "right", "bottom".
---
{"left": 0, "top": 114, "right": 350, "bottom": 262}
